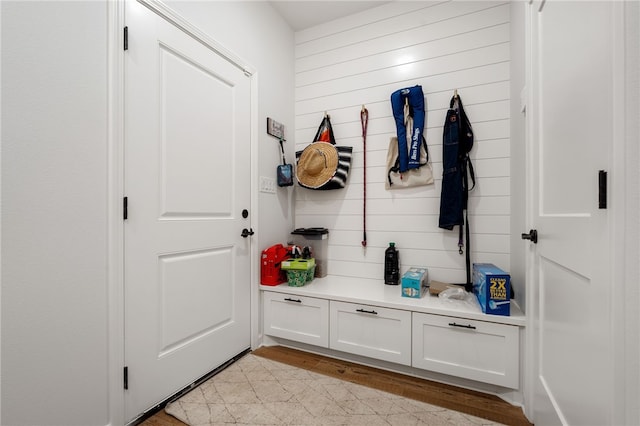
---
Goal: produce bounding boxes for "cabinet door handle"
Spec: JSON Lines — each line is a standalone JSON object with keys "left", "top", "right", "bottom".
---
{"left": 356, "top": 308, "right": 378, "bottom": 315}
{"left": 284, "top": 298, "right": 302, "bottom": 303}
{"left": 448, "top": 322, "right": 476, "bottom": 330}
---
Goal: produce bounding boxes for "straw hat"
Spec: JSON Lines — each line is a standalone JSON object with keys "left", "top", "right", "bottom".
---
{"left": 295, "top": 142, "right": 339, "bottom": 189}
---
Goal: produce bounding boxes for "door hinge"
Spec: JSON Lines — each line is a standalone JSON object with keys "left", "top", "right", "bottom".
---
{"left": 123, "top": 196, "right": 128, "bottom": 220}
{"left": 599, "top": 170, "right": 607, "bottom": 209}
{"left": 124, "top": 26, "right": 128, "bottom": 51}
{"left": 123, "top": 366, "right": 129, "bottom": 390}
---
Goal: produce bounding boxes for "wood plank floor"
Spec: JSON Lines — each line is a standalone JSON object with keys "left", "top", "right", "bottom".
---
{"left": 140, "top": 345, "right": 532, "bottom": 426}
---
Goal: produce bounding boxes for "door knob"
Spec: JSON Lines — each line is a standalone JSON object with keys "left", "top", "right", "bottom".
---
{"left": 521, "top": 229, "right": 538, "bottom": 244}
{"left": 241, "top": 228, "right": 254, "bottom": 238}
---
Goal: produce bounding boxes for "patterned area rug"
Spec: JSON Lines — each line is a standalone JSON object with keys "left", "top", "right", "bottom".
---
{"left": 165, "top": 354, "right": 503, "bottom": 425}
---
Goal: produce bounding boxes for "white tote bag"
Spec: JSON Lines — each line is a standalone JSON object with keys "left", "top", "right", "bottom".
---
{"left": 385, "top": 102, "right": 434, "bottom": 189}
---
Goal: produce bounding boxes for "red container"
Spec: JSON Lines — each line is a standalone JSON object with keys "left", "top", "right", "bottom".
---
{"left": 260, "top": 244, "right": 289, "bottom": 285}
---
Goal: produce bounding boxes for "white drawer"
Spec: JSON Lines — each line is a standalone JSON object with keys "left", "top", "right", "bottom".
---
{"left": 263, "top": 291, "right": 329, "bottom": 347}
{"left": 330, "top": 300, "right": 411, "bottom": 366}
{"left": 412, "top": 312, "right": 519, "bottom": 388}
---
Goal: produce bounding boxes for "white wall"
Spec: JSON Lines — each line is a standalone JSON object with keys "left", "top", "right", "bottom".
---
{"left": 1, "top": 1, "right": 295, "bottom": 425}
{"left": 1, "top": 2, "right": 110, "bottom": 425}
{"left": 293, "top": 1, "right": 512, "bottom": 287}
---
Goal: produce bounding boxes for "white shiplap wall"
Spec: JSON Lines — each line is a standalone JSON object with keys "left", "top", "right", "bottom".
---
{"left": 293, "top": 1, "right": 510, "bottom": 284}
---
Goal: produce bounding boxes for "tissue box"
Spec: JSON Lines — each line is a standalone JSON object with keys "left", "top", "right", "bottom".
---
{"left": 281, "top": 258, "right": 316, "bottom": 287}
{"left": 472, "top": 263, "right": 510, "bottom": 316}
{"left": 401, "top": 267, "right": 428, "bottom": 298}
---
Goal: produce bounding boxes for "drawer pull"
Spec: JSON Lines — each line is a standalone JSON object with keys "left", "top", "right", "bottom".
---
{"left": 284, "top": 298, "right": 302, "bottom": 303}
{"left": 356, "top": 308, "right": 378, "bottom": 315}
{"left": 448, "top": 322, "right": 476, "bottom": 330}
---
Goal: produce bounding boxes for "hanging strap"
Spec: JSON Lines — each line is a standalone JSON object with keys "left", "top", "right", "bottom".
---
{"left": 456, "top": 143, "right": 473, "bottom": 290}
{"left": 361, "top": 105, "right": 369, "bottom": 247}
{"left": 464, "top": 210, "right": 472, "bottom": 290}
{"left": 279, "top": 138, "right": 287, "bottom": 165}
{"left": 457, "top": 193, "right": 472, "bottom": 290}
{"left": 453, "top": 92, "right": 475, "bottom": 291}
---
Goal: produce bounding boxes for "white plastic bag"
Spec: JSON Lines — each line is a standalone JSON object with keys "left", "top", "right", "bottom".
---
{"left": 438, "top": 287, "right": 480, "bottom": 311}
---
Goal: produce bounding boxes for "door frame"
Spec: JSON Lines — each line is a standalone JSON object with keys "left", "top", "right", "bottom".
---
{"left": 107, "top": 1, "right": 259, "bottom": 423}
{"left": 614, "top": 3, "right": 640, "bottom": 425}
{"left": 523, "top": 1, "right": 637, "bottom": 424}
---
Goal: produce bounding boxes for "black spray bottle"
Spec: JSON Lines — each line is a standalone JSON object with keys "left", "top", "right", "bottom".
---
{"left": 384, "top": 242, "right": 399, "bottom": 285}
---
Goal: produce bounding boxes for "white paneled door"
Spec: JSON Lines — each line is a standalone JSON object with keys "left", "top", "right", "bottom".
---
{"left": 527, "top": 1, "right": 614, "bottom": 425}
{"left": 124, "top": 1, "right": 251, "bottom": 421}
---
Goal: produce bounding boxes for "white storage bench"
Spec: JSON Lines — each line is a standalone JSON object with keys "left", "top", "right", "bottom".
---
{"left": 260, "top": 275, "right": 525, "bottom": 390}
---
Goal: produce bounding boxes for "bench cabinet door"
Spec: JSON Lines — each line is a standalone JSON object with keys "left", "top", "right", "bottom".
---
{"left": 330, "top": 300, "right": 411, "bottom": 366}
{"left": 412, "top": 312, "right": 519, "bottom": 388}
{"left": 263, "top": 291, "right": 329, "bottom": 347}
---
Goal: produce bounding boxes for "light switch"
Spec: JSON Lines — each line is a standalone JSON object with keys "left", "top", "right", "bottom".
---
{"left": 259, "top": 176, "right": 276, "bottom": 194}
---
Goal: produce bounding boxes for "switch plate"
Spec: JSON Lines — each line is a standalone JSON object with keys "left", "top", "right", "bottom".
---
{"left": 259, "top": 176, "right": 276, "bottom": 194}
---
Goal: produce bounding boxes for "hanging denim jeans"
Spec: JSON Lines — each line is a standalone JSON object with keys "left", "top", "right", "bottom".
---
{"left": 390, "top": 85, "right": 425, "bottom": 172}
{"left": 439, "top": 107, "right": 464, "bottom": 230}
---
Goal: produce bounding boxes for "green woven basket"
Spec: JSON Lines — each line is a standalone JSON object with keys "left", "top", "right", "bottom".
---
{"left": 286, "top": 270, "right": 307, "bottom": 287}
{"left": 282, "top": 258, "right": 316, "bottom": 287}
